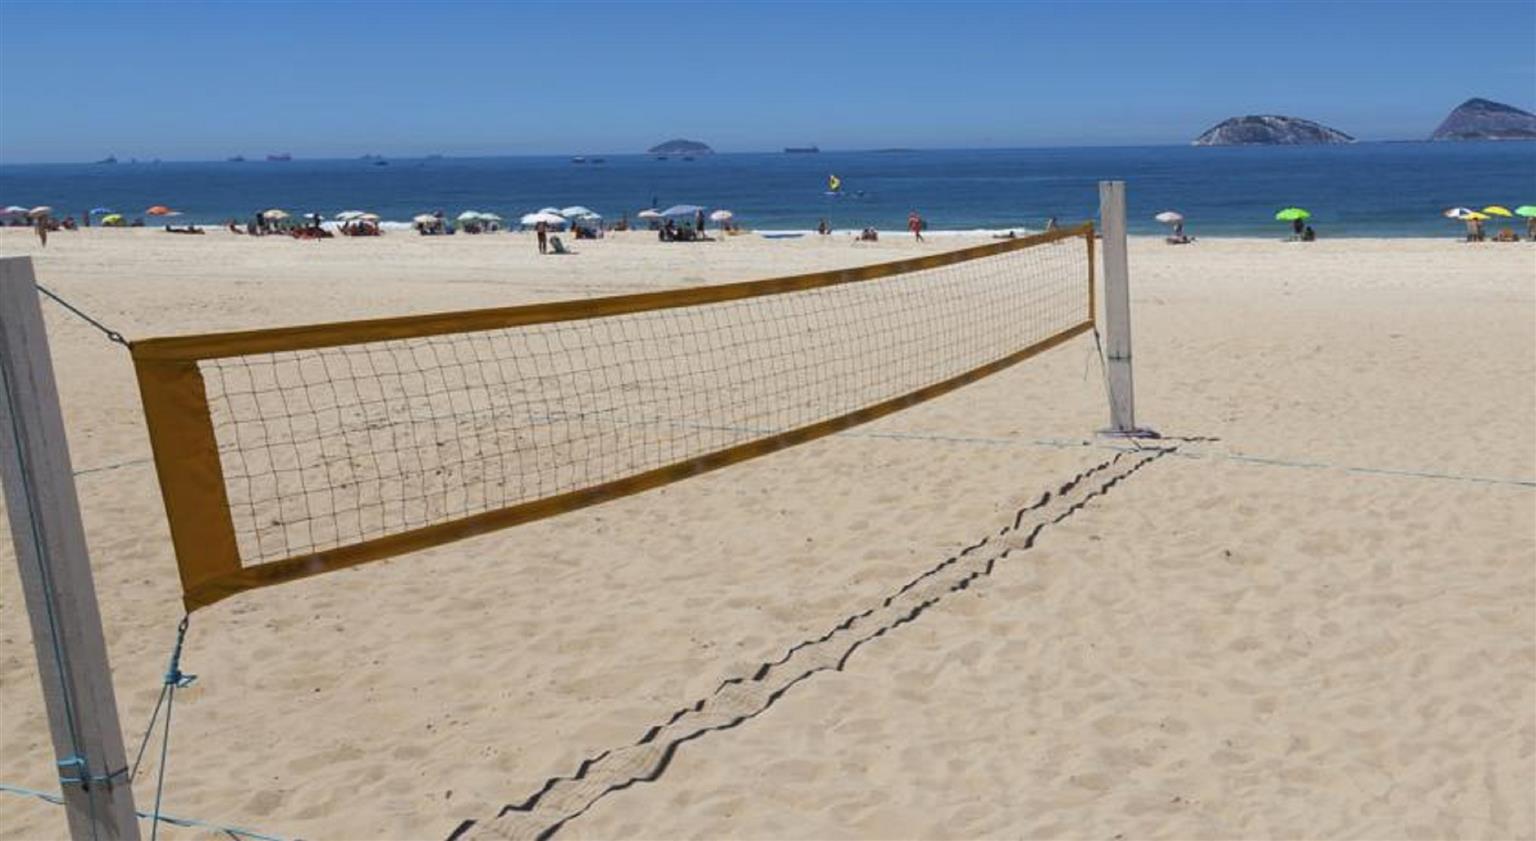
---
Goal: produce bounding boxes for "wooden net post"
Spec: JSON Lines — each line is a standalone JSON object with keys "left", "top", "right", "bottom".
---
{"left": 1097, "top": 181, "right": 1156, "bottom": 438}
{"left": 0, "top": 257, "right": 141, "bottom": 839}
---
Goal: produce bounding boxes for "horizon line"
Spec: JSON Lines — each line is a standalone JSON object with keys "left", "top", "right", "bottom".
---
{"left": 3, "top": 137, "right": 1509, "bottom": 167}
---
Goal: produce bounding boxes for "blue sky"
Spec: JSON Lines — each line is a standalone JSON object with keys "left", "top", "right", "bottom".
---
{"left": 2, "top": 0, "right": 1533, "bottom": 162}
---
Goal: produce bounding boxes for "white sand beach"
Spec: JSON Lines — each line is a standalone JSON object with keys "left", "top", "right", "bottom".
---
{"left": 1, "top": 228, "right": 1532, "bottom": 840}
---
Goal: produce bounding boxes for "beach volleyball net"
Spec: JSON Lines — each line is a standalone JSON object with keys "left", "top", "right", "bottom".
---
{"left": 131, "top": 224, "right": 1095, "bottom": 610}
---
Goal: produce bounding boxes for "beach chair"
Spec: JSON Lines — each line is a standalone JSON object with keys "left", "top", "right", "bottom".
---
{"left": 549, "top": 236, "right": 573, "bottom": 255}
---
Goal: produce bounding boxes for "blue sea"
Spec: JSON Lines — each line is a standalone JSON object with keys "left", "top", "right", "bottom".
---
{"left": 2, "top": 143, "right": 1534, "bottom": 237}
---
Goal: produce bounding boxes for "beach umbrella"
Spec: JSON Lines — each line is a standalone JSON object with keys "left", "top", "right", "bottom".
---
{"left": 412, "top": 213, "right": 437, "bottom": 225}
{"left": 1154, "top": 211, "right": 1183, "bottom": 224}
{"left": 660, "top": 204, "right": 706, "bottom": 218}
{"left": 520, "top": 211, "right": 566, "bottom": 226}
{"left": 1463, "top": 211, "right": 1490, "bottom": 221}
{"left": 335, "top": 210, "right": 369, "bottom": 221}
{"left": 260, "top": 208, "right": 288, "bottom": 220}
{"left": 28, "top": 205, "right": 53, "bottom": 218}
{"left": 1, "top": 205, "right": 28, "bottom": 216}
{"left": 89, "top": 206, "right": 115, "bottom": 215}
{"left": 1481, "top": 205, "right": 1513, "bottom": 217}
{"left": 360, "top": 213, "right": 380, "bottom": 222}
{"left": 100, "top": 214, "right": 123, "bottom": 225}
{"left": 457, "top": 210, "right": 483, "bottom": 222}
{"left": 1515, "top": 206, "right": 1536, "bottom": 218}
{"left": 478, "top": 213, "right": 502, "bottom": 222}
{"left": 559, "top": 205, "right": 595, "bottom": 218}
{"left": 1443, "top": 207, "right": 1477, "bottom": 219}
{"left": 636, "top": 209, "right": 663, "bottom": 219}
{"left": 1274, "top": 207, "right": 1311, "bottom": 222}
{"left": 147, "top": 205, "right": 177, "bottom": 216}
{"left": 709, "top": 209, "right": 734, "bottom": 222}
{"left": 537, "top": 207, "right": 562, "bottom": 215}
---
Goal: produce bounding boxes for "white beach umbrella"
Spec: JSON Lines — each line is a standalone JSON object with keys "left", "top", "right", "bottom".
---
{"left": 478, "top": 213, "right": 503, "bottom": 222}
{"left": 520, "top": 211, "right": 566, "bottom": 226}
{"left": 360, "top": 213, "right": 381, "bottom": 222}
{"left": 1154, "top": 211, "right": 1184, "bottom": 224}
{"left": 709, "top": 209, "right": 734, "bottom": 222}
{"left": 1, "top": 205, "right": 28, "bottom": 216}
{"left": 636, "top": 209, "right": 663, "bottom": 219}
{"left": 261, "top": 208, "right": 289, "bottom": 220}
{"left": 457, "top": 210, "right": 483, "bottom": 222}
{"left": 335, "top": 210, "right": 369, "bottom": 221}
{"left": 28, "top": 205, "right": 53, "bottom": 218}
{"left": 412, "top": 213, "right": 437, "bottom": 225}
{"left": 660, "top": 204, "right": 706, "bottom": 218}
{"left": 1442, "top": 207, "right": 1476, "bottom": 220}
{"left": 560, "top": 205, "right": 595, "bottom": 219}
{"left": 537, "top": 207, "right": 563, "bottom": 216}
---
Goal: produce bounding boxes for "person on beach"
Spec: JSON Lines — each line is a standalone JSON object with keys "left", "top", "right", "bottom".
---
{"left": 1291, "top": 217, "right": 1305, "bottom": 240}
{"left": 695, "top": 209, "right": 706, "bottom": 235}
{"left": 1302, "top": 225, "right": 1316, "bottom": 242}
{"left": 1046, "top": 216, "right": 1059, "bottom": 232}
{"left": 535, "top": 219, "right": 549, "bottom": 254}
{"left": 908, "top": 211, "right": 924, "bottom": 241}
{"left": 817, "top": 218, "right": 830, "bottom": 235}
{"left": 34, "top": 216, "right": 47, "bottom": 247}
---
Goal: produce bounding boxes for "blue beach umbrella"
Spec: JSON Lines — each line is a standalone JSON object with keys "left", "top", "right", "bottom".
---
{"left": 659, "top": 204, "right": 706, "bottom": 217}
{"left": 90, "top": 206, "right": 115, "bottom": 215}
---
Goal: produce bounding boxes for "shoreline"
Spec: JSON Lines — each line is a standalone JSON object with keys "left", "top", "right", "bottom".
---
{"left": 6, "top": 226, "right": 1532, "bottom": 244}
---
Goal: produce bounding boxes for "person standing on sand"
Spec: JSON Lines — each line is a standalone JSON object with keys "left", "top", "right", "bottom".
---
{"left": 1292, "top": 217, "right": 1304, "bottom": 240}
{"left": 535, "top": 219, "right": 549, "bottom": 254}
{"left": 34, "top": 216, "right": 47, "bottom": 248}
{"left": 1046, "top": 216, "right": 1059, "bottom": 232}
{"left": 908, "top": 211, "right": 923, "bottom": 241}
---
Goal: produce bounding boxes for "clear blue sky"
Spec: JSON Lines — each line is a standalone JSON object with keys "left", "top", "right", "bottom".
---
{"left": 2, "top": 0, "right": 1533, "bottom": 163}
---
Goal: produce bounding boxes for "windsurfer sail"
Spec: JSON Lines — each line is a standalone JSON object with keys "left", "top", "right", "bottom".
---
{"left": 826, "top": 173, "right": 842, "bottom": 196}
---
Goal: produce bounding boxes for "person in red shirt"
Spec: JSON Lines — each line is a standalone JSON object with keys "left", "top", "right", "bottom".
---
{"left": 908, "top": 211, "right": 924, "bottom": 242}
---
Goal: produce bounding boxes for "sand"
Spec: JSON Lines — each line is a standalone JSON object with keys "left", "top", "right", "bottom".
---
{"left": 0, "top": 228, "right": 1531, "bottom": 840}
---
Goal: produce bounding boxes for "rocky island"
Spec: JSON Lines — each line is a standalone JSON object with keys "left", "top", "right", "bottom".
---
{"left": 1430, "top": 98, "right": 1536, "bottom": 141}
{"left": 647, "top": 139, "right": 714, "bottom": 156}
{"left": 1192, "top": 115, "right": 1354, "bottom": 146}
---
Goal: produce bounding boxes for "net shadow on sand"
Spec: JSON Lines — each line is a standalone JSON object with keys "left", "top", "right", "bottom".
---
{"left": 449, "top": 446, "right": 1174, "bottom": 841}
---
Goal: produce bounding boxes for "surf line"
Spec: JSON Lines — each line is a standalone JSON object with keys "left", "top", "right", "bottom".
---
{"left": 448, "top": 446, "right": 1174, "bottom": 841}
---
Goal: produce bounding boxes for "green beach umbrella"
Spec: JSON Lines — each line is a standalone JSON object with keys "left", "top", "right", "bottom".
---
{"left": 1275, "top": 207, "right": 1311, "bottom": 222}
{"left": 1515, "top": 206, "right": 1536, "bottom": 218}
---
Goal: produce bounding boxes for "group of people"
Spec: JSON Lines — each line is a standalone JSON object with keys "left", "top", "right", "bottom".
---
{"left": 657, "top": 218, "right": 710, "bottom": 242}
{"left": 814, "top": 213, "right": 925, "bottom": 241}
{"left": 1464, "top": 216, "right": 1534, "bottom": 242}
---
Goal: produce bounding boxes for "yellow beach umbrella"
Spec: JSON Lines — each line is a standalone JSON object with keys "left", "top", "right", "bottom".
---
{"left": 1482, "top": 205, "right": 1513, "bottom": 217}
{"left": 1464, "top": 211, "right": 1490, "bottom": 221}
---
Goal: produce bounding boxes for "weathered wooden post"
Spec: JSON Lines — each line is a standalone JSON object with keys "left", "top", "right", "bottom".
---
{"left": 0, "top": 257, "right": 140, "bottom": 839}
{"left": 1097, "top": 181, "right": 1155, "bottom": 438}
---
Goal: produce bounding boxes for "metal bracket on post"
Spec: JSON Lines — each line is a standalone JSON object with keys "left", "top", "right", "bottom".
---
{"left": 0, "top": 257, "right": 141, "bottom": 839}
{"left": 1096, "top": 181, "right": 1158, "bottom": 439}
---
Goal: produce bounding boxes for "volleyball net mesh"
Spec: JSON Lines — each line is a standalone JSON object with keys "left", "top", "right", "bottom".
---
{"left": 130, "top": 225, "right": 1095, "bottom": 610}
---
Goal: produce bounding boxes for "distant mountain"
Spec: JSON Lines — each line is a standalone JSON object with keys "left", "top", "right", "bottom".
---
{"left": 1430, "top": 98, "right": 1536, "bottom": 141}
{"left": 647, "top": 138, "right": 713, "bottom": 156}
{"left": 1192, "top": 115, "right": 1354, "bottom": 146}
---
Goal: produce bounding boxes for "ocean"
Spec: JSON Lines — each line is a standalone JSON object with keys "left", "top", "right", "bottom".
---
{"left": 2, "top": 142, "right": 1534, "bottom": 237}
